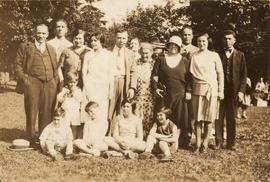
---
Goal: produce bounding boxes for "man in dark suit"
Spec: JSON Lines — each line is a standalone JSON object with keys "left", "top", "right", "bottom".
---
{"left": 15, "top": 23, "right": 58, "bottom": 145}
{"left": 215, "top": 30, "right": 247, "bottom": 151}
{"left": 108, "top": 28, "right": 137, "bottom": 133}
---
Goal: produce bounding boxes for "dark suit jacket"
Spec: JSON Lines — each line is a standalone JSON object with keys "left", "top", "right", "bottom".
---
{"left": 109, "top": 46, "right": 137, "bottom": 95}
{"left": 15, "top": 41, "right": 58, "bottom": 93}
{"left": 219, "top": 49, "right": 247, "bottom": 98}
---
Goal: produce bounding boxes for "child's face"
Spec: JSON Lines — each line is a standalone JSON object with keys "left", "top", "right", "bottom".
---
{"left": 157, "top": 112, "right": 166, "bottom": 124}
{"left": 67, "top": 80, "right": 77, "bottom": 89}
{"left": 122, "top": 103, "right": 132, "bottom": 116}
{"left": 87, "top": 106, "right": 99, "bottom": 120}
{"left": 53, "top": 116, "right": 62, "bottom": 127}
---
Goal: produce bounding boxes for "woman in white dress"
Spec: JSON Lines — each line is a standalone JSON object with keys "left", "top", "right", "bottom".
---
{"left": 81, "top": 33, "right": 114, "bottom": 125}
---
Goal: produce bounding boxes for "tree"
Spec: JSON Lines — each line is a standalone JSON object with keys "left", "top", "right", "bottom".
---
{"left": 0, "top": 0, "right": 105, "bottom": 75}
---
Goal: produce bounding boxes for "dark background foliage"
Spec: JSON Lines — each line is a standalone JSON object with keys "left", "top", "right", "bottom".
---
{"left": 0, "top": 0, "right": 269, "bottom": 84}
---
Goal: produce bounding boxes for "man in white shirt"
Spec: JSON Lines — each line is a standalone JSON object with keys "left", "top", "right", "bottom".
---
{"left": 108, "top": 29, "right": 137, "bottom": 134}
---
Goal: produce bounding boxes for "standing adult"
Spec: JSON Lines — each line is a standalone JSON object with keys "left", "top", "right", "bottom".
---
{"left": 47, "top": 19, "right": 73, "bottom": 89}
{"left": 181, "top": 26, "right": 199, "bottom": 58}
{"left": 130, "top": 38, "right": 141, "bottom": 61}
{"left": 59, "top": 29, "right": 90, "bottom": 89}
{"left": 133, "top": 43, "right": 155, "bottom": 136}
{"left": 215, "top": 30, "right": 247, "bottom": 151}
{"left": 81, "top": 33, "right": 114, "bottom": 124}
{"left": 181, "top": 26, "right": 199, "bottom": 148}
{"left": 151, "top": 35, "right": 191, "bottom": 149}
{"left": 190, "top": 33, "right": 224, "bottom": 153}
{"left": 15, "top": 24, "right": 58, "bottom": 145}
{"left": 108, "top": 29, "right": 137, "bottom": 127}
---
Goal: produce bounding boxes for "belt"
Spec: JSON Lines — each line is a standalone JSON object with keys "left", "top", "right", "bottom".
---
{"left": 114, "top": 75, "right": 126, "bottom": 79}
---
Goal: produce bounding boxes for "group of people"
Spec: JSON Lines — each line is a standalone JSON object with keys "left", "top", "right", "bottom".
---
{"left": 15, "top": 19, "right": 247, "bottom": 162}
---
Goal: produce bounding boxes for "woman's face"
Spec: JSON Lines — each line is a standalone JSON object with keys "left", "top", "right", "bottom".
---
{"left": 130, "top": 39, "right": 140, "bottom": 52}
{"left": 73, "top": 34, "right": 84, "bottom": 48}
{"left": 197, "top": 35, "right": 208, "bottom": 51}
{"left": 90, "top": 36, "right": 102, "bottom": 50}
{"left": 157, "top": 112, "right": 166, "bottom": 124}
{"left": 122, "top": 103, "right": 132, "bottom": 116}
{"left": 168, "top": 43, "right": 179, "bottom": 55}
{"left": 141, "top": 48, "right": 152, "bottom": 63}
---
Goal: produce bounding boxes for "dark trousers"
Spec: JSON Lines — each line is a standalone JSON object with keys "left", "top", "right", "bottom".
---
{"left": 215, "top": 91, "right": 237, "bottom": 146}
{"left": 24, "top": 76, "right": 57, "bottom": 140}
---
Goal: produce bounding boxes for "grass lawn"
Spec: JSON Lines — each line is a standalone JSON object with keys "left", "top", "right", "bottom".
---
{"left": 0, "top": 90, "right": 269, "bottom": 182}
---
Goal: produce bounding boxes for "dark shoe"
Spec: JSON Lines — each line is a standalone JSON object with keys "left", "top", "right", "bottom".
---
{"left": 227, "top": 145, "right": 237, "bottom": 151}
{"left": 159, "top": 155, "right": 173, "bottom": 163}
{"left": 139, "top": 152, "right": 154, "bottom": 159}
{"left": 200, "top": 146, "right": 207, "bottom": 153}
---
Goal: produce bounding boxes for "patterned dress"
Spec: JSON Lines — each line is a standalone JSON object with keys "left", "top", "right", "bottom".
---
{"left": 134, "top": 60, "right": 155, "bottom": 137}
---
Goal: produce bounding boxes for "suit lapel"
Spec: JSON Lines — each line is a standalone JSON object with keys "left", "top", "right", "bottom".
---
{"left": 232, "top": 49, "right": 238, "bottom": 82}
{"left": 46, "top": 43, "right": 57, "bottom": 69}
{"left": 124, "top": 47, "right": 128, "bottom": 74}
{"left": 26, "top": 42, "right": 36, "bottom": 72}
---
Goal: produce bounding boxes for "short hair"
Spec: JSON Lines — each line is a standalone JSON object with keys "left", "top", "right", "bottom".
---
{"left": 35, "top": 23, "right": 49, "bottom": 32}
{"left": 223, "top": 30, "right": 236, "bottom": 38}
{"left": 115, "top": 27, "right": 128, "bottom": 35}
{"left": 54, "top": 107, "right": 65, "bottom": 117}
{"left": 85, "top": 101, "right": 99, "bottom": 112}
{"left": 55, "top": 19, "right": 68, "bottom": 27}
{"left": 140, "top": 42, "right": 153, "bottom": 52}
{"left": 65, "top": 72, "right": 78, "bottom": 83}
{"left": 121, "top": 98, "right": 137, "bottom": 113}
{"left": 182, "top": 25, "right": 193, "bottom": 34}
{"left": 197, "top": 32, "right": 214, "bottom": 49}
{"left": 90, "top": 32, "right": 106, "bottom": 45}
{"left": 157, "top": 107, "right": 171, "bottom": 118}
{"left": 72, "top": 29, "right": 86, "bottom": 38}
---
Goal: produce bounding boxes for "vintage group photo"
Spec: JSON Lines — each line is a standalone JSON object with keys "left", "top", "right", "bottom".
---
{"left": 0, "top": 0, "right": 269, "bottom": 181}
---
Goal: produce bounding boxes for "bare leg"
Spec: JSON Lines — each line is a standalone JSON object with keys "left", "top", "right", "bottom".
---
{"left": 73, "top": 139, "right": 100, "bottom": 156}
{"left": 195, "top": 121, "right": 202, "bottom": 149}
{"left": 145, "top": 135, "right": 157, "bottom": 152}
{"left": 103, "top": 137, "right": 123, "bottom": 152}
{"left": 159, "top": 141, "right": 171, "bottom": 156}
{"left": 202, "top": 121, "right": 213, "bottom": 149}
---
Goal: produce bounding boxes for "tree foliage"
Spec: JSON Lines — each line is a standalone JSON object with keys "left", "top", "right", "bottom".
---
{"left": 0, "top": 0, "right": 105, "bottom": 73}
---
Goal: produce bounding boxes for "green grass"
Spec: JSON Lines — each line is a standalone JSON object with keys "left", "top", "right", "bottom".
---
{"left": 0, "top": 90, "right": 269, "bottom": 182}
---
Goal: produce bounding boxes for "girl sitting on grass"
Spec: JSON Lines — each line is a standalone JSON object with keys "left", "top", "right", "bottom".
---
{"left": 139, "top": 107, "right": 178, "bottom": 162}
{"left": 104, "top": 99, "right": 145, "bottom": 159}
{"left": 39, "top": 108, "right": 75, "bottom": 161}
{"left": 73, "top": 101, "right": 108, "bottom": 156}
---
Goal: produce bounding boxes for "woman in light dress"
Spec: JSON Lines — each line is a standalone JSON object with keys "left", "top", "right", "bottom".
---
{"left": 81, "top": 33, "right": 114, "bottom": 125}
{"left": 190, "top": 33, "right": 224, "bottom": 153}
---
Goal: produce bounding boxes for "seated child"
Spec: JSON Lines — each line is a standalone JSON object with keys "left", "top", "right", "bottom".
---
{"left": 139, "top": 107, "right": 178, "bottom": 162}
{"left": 39, "top": 108, "right": 75, "bottom": 161}
{"left": 104, "top": 99, "right": 145, "bottom": 159}
{"left": 57, "top": 72, "right": 82, "bottom": 139}
{"left": 73, "top": 101, "right": 108, "bottom": 156}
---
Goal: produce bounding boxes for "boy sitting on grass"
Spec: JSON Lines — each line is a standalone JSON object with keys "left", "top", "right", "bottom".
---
{"left": 39, "top": 108, "right": 76, "bottom": 161}
{"left": 139, "top": 107, "right": 178, "bottom": 162}
{"left": 73, "top": 101, "right": 108, "bottom": 156}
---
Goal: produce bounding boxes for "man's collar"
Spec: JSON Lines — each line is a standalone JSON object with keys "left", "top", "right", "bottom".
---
{"left": 34, "top": 39, "right": 46, "bottom": 48}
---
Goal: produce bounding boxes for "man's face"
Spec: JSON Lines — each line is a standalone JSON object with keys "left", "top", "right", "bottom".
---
{"left": 116, "top": 32, "right": 128, "bottom": 48}
{"left": 55, "top": 21, "right": 68, "bottom": 38}
{"left": 223, "top": 34, "right": 236, "bottom": 49}
{"left": 141, "top": 48, "right": 152, "bottom": 62}
{"left": 182, "top": 28, "right": 193, "bottom": 45}
{"left": 35, "top": 25, "right": 49, "bottom": 43}
{"left": 73, "top": 33, "right": 84, "bottom": 47}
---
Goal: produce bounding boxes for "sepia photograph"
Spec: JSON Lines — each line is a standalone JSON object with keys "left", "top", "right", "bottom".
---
{"left": 0, "top": 0, "right": 269, "bottom": 181}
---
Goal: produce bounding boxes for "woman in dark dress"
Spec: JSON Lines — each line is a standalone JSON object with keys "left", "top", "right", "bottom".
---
{"left": 151, "top": 35, "right": 192, "bottom": 149}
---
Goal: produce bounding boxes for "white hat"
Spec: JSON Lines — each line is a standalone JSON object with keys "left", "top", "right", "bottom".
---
{"left": 167, "top": 35, "right": 182, "bottom": 48}
{"left": 7, "top": 139, "right": 33, "bottom": 151}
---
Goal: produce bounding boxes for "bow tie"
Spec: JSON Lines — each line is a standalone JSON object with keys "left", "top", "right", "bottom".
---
{"left": 225, "top": 48, "right": 233, "bottom": 53}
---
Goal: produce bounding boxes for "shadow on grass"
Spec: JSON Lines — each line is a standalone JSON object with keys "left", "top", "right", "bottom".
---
{"left": 0, "top": 128, "right": 26, "bottom": 143}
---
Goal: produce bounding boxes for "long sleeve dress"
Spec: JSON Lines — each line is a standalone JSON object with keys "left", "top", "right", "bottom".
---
{"left": 151, "top": 54, "right": 191, "bottom": 130}
{"left": 81, "top": 49, "right": 114, "bottom": 123}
